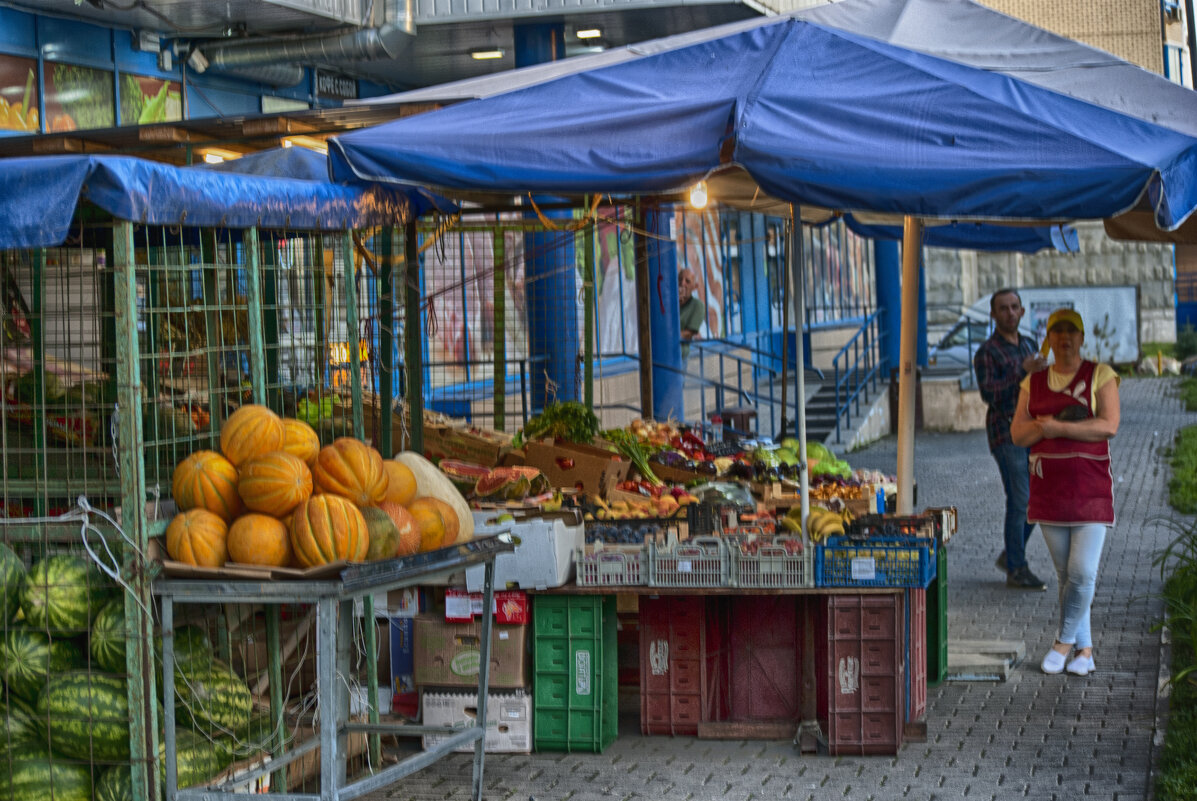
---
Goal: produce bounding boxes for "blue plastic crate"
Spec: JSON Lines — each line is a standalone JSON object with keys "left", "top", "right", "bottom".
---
{"left": 815, "top": 536, "right": 936, "bottom": 588}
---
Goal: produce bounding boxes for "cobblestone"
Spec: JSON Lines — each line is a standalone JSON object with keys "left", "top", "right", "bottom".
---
{"left": 365, "top": 377, "right": 1190, "bottom": 801}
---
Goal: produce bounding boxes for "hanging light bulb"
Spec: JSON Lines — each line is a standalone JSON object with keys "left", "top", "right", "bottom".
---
{"left": 688, "top": 180, "right": 709, "bottom": 210}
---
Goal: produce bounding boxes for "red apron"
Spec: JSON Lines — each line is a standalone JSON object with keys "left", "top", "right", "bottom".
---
{"left": 1026, "top": 361, "right": 1114, "bottom": 526}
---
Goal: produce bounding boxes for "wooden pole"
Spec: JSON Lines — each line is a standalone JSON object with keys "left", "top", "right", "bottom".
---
{"left": 896, "top": 217, "right": 923, "bottom": 514}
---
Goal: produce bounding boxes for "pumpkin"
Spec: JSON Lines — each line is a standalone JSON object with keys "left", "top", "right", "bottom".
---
{"left": 220, "top": 404, "right": 286, "bottom": 468}
{"left": 393, "top": 452, "right": 474, "bottom": 543}
{"left": 171, "top": 450, "right": 244, "bottom": 522}
{"left": 359, "top": 506, "right": 400, "bottom": 561}
{"left": 237, "top": 451, "right": 313, "bottom": 517}
{"left": 379, "top": 502, "right": 421, "bottom": 557}
{"left": 282, "top": 418, "right": 321, "bottom": 466}
{"left": 312, "top": 438, "right": 387, "bottom": 507}
{"left": 380, "top": 461, "right": 417, "bottom": 507}
{"left": 165, "top": 509, "right": 229, "bottom": 568}
{"left": 289, "top": 495, "right": 369, "bottom": 567}
{"left": 406, "top": 497, "right": 449, "bottom": 553}
{"left": 227, "top": 514, "right": 292, "bottom": 567}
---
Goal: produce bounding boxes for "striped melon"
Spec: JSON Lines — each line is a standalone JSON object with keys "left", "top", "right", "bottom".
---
{"left": 0, "top": 694, "right": 40, "bottom": 749}
{"left": 173, "top": 660, "right": 253, "bottom": 735}
{"left": 93, "top": 601, "right": 213, "bottom": 676}
{"left": 0, "top": 628, "right": 84, "bottom": 703}
{"left": 36, "top": 670, "right": 134, "bottom": 761}
{"left": 20, "top": 554, "right": 114, "bottom": 635}
{"left": 0, "top": 543, "right": 25, "bottom": 624}
{"left": 0, "top": 743, "right": 93, "bottom": 801}
{"left": 93, "top": 728, "right": 233, "bottom": 801}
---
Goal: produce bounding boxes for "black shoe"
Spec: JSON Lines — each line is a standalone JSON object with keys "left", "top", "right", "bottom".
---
{"left": 1007, "top": 566, "right": 1047, "bottom": 590}
{"left": 995, "top": 551, "right": 1007, "bottom": 574}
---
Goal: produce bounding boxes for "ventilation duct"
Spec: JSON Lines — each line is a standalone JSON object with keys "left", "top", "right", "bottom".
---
{"left": 196, "top": 0, "right": 414, "bottom": 86}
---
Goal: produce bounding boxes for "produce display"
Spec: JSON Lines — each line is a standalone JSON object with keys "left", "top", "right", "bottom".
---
{"left": 162, "top": 405, "right": 477, "bottom": 571}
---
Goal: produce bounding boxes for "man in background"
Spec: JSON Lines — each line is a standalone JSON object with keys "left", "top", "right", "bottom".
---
{"left": 974, "top": 288, "right": 1049, "bottom": 590}
{"left": 679, "top": 268, "right": 704, "bottom": 360}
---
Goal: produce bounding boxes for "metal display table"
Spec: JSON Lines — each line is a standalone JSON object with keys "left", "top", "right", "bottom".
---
{"left": 154, "top": 534, "right": 516, "bottom": 801}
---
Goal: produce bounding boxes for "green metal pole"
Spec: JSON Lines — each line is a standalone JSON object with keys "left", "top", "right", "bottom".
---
{"left": 265, "top": 607, "right": 287, "bottom": 792}
{"left": 404, "top": 221, "right": 423, "bottom": 454}
{"left": 344, "top": 231, "right": 364, "bottom": 441}
{"left": 113, "top": 221, "right": 161, "bottom": 801}
{"left": 199, "top": 234, "right": 223, "bottom": 419}
{"left": 379, "top": 229, "right": 395, "bottom": 457}
{"left": 259, "top": 232, "right": 281, "bottom": 412}
{"left": 581, "top": 212, "right": 595, "bottom": 412}
{"left": 492, "top": 226, "right": 506, "bottom": 431}
{"left": 243, "top": 228, "right": 267, "bottom": 406}
{"left": 28, "top": 248, "right": 45, "bottom": 518}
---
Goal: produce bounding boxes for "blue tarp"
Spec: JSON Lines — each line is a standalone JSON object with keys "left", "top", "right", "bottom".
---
{"left": 330, "top": 0, "right": 1197, "bottom": 235}
{"left": 196, "top": 146, "right": 332, "bottom": 182}
{"left": 844, "top": 217, "right": 1079, "bottom": 253}
{"left": 0, "top": 154, "right": 433, "bottom": 250}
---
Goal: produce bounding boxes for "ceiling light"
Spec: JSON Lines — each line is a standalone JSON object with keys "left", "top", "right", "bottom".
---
{"left": 688, "top": 181, "right": 709, "bottom": 210}
{"left": 203, "top": 153, "right": 224, "bottom": 164}
{"left": 470, "top": 47, "right": 505, "bottom": 60}
{"left": 283, "top": 135, "right": 328, "bottom": 154}
{"left": 576, "top": 28, "right": 602, "bottom": 40}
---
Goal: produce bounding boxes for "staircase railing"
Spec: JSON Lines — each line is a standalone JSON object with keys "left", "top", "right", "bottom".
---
{"left": 831, "top": 310, "right": 886, "bottom": 443}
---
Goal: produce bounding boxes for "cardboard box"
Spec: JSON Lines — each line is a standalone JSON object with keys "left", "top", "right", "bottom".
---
{"left": 421, "top": 689, "right": 532, "bottom": 754}
{"left": 423, "top": 424, "right": 514, "bottom": 468}
{"left": 445, "top": 588, "right": 529, "bottom": 625}
{"left": 413, "top": 615, "right": 529, "bottom": 689}
{"left": 520, "top": 439, "right": 630, "bottom": 497}
{"left": 465, "top": 509, "right": 585, "bottom": 592}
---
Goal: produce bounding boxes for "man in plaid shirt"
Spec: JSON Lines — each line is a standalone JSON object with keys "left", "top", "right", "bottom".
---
{"left": 974, "top": 288, "right": 1049, "bottom": 590}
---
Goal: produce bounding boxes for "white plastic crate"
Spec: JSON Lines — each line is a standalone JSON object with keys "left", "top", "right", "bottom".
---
{"left": 730, "top": 537, "right": 813, "bottom": 588}
{"left": 466, "top": 509, "right": 584, "bottom": 591}
{"left": 648, "top": 536, "right": 730, "bottom": 588}
{"left": 574, "top": 545, "right": 648, "bottom": 586}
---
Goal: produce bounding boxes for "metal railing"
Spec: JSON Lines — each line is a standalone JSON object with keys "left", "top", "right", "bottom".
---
{"left": 831, "top": 310, "right": 885, "bottom": 443}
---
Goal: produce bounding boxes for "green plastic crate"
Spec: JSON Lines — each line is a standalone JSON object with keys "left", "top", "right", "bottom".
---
{"left": 532, "top": 595, "right": 618, "bottom": 753}
{"left": 927, "top": 546, "right": 948, "bottom": 686}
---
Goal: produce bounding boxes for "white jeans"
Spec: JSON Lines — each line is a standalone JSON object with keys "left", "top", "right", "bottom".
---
{"left": 1039, "top": 523, "right": 1107, "bottom": 651}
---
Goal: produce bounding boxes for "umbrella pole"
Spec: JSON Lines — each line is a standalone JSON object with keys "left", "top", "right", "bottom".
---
{"left": 896, "top": 217, "right": 923, "bottom": 514}
{"left": 787, "top": 209, "right": 809, "bottom": 528}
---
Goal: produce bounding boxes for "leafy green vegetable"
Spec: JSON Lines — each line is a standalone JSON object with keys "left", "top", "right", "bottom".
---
{"left": 518, "top": 401, "right": 600, "bottom": 445}
{"left": 602, "top": 428, "right": 661, "bottom": 485}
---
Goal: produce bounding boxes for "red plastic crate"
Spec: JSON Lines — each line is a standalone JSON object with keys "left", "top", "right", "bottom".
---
{"left": 727, "top": 596, "right": 801, "bottom": 722}
{"left": 821, "top": 594, "right": 905, "bottom": 756}
{"left": 906, "top": 588, "right": 927, "bottom": 724}
{"left": 639, "top": 596, "right": 728, "bottom": 735}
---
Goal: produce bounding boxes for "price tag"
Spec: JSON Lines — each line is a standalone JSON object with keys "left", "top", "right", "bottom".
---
{"left": 850, "top": 557, "right": 876, "bottom": 581}
{"left": 677, "top": 560, "right": 693, "bottom": 573}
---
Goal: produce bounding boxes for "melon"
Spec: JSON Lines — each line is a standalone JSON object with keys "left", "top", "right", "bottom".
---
{"left": 227, "top": 514, "right": 292, "bottom": 567}
{"left": 378, "top": 502, "right": 421, "bottom": 557}
{"left": 380, "top": 461, "right": 417, "bottom": 506}
{"left": 393, "top": 452, "right": 474, "bottom": 543}
{"left": 359, "top": 506, "right": 400, "bottom": 561}
{"left": 406, "top": 497, "right": 448, "bottom": 553}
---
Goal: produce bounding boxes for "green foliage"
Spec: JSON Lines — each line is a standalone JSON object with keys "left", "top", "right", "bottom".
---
{"left": 516, "top": 401, "right": 600, "bottom": 445}
{"left": 1154, "top": 511, "right": 1197, "bottom": 798}
{"left": 1179, "top": 378, "right": 1197, "bottom": 413}
{"left": 1169, "top": 426, "right": 1197, "bottom": 513}
{"left": 1145, "top": 341, "right": 1179, "bottom": 360}
{"left": 1157, "top": 641, "right": 1197, "bottom": 801}
{"left": 1177, "top": 325, "right": 1197, "bottom": 362}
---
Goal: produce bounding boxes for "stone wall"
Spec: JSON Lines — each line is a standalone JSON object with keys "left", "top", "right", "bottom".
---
{"left": 978, "top": 0, "right": 1163, "bottom": 71}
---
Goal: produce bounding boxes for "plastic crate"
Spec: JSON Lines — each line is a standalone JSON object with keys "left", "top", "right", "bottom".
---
{"left": 822, "top": 594, "right": 904, "bottom": 756}
{"left": 639, "top": 596, "right": 728, "bottom": 735}
{"left": 726, "top": 596, "right": 800, "bottom": 722}
{"left": 532, "top": 595, "right": 618, "bottom": 753}
{"left": 648, "top": 536, "right": 730, "bottom": 588}
{"left": 815, "top": 536, "right": 936, "bottom": 588}
{"left": 729, "top": 537, "right": 813, "bottom": 588}
{"left": 905, "top": 588, "right": 927, "bottom": 724}
{"left": 574, "top": 545, "right": 648, "bottom": 586}
{"left": 927, "top": 545, "right": 948, "bottom": 686}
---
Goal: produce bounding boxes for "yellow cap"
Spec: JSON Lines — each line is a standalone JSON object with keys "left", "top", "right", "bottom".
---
{"left": 1039, "top": 308, "right": 1084, "bottom": 356}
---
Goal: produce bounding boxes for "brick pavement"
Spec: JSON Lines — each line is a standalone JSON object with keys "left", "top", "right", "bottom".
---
{"left": 366, "top": 377, "right": 1190, "bottom": 801}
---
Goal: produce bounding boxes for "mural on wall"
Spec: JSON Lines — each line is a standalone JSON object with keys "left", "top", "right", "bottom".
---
{"left": 0, "top": 55, "right": 39, "bottom": 133}
{"left": 596, "top": 206, "right": 638, "bottom": 355}
{"left": 677, "top": 208, "right": 726, "bottom": 342}
{"left": 120, "top": 75, "right": 181, "bottom": 125}
{"left": 43, "top": 62, "right": 114, "bottom": 131}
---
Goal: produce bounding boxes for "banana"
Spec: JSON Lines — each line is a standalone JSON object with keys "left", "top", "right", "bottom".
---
{"left": 780, "top": 516, "right": 802, "bottom": 533}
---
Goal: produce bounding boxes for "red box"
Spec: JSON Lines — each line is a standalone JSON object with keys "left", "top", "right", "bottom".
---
{"left": 818, "top": 594, "right": 905, "bottom": 756}
{"left": 906, "top": 588, "right": 927, "bottom": 724}
{"left": 444, "top": 589, "right": 529, "bottom": 625}
{"left": 727, "top": 596, "right": 801, "bottom": 722}
{"left": 639, "top": 596, "right": 728, "bottom": 735}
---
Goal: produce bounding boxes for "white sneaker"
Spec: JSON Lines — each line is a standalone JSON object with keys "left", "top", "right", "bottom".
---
{"left": 1066, "top": 654, "right": 1095, "bottom": 676}
{"left": 1041, "top": 649, "right": 1067, "bottom": 674}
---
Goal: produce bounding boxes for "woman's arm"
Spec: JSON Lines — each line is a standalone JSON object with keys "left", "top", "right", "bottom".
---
{"left": 1036, "top": 380, "right": 1120, "bottom": 442}
{"left": 1009, "top": 387, "right": 1042, "bottom": 447}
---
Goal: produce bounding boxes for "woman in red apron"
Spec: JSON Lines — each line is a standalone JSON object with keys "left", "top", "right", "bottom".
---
{"left": 1010, "top": 308, "right": 1120, "bottom": 677}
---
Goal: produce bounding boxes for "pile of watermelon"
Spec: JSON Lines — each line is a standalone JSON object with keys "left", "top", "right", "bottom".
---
{"left": 0, "top": 544, "right": 255, "bottom": 799}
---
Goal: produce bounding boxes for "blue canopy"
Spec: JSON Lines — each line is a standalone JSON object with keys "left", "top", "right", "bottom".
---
{"left": 330, "top": 0, "right": 1197, "bottom": 235}
{"left": 0, "top": 154, "right": 434, "bottom": 250}
{"left": 196, "top": 146, "right": 332, "bottom": 182}
{"left": 844, "top": 217, "right": 1079, "bottom": 253}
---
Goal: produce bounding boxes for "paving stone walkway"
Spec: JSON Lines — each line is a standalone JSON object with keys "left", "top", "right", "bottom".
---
{"left": 367, "top": 377, "right": 1191, "bottom": 801}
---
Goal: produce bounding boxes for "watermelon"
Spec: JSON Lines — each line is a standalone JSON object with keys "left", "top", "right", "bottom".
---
{"left": 36, "top": 671, "right": 133, "bottom": 762}
{"left": 0, "top": 694, "right": 39, "bottom": 750}
{"left": 20, "top": 555, "right": 114, "bottom": 635}
{"left": 0, "top": 543, "right": 25, "bottom": 624}
{"left": 88, "top": 600, "right": 129, "bottom": 674}
{"left": 173, "top": 660, "right": 253, "bottom": 735}
{"left": 156, "top": 624, "right": 214, "bottom": 670}
{"left": 0, "top": 628, "right": 84, "bottom": 703}
{"left": 0, "top": 743, "right": 93, "bottom": 801}
{"left": 93, "top": 729, "right": 233, "bottom": 801}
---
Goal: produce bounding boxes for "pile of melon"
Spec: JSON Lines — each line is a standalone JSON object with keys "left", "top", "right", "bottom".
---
{"left": 165, "top": 404, "right": 474, "bottom": 569}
